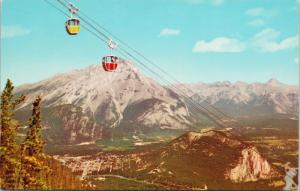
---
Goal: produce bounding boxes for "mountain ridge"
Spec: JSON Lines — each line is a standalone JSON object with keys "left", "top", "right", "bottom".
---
{"left": 13, "top": 62, "right": 298, "bottom": 144}
{"left": 14, "top": 61, "right": 192, "bottom": 144}
{"left": 176, "top": 78, "right": 298, "bottom": 116}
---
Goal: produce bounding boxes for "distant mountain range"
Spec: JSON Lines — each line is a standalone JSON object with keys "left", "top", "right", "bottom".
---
{"left": 176, "top": 78, "right": 298, "bottom": 117}
{"left": 14, "top": 61, "right": 298, "bottom": 144}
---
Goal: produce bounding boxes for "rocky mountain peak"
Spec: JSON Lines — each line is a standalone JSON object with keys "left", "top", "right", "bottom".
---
{"left": 14, "top": 59, "right": 192, "bottom": 143}
{"left": 170, "top": 130, "right": 245, "bottom": 151}
{"left": 267, "top": 78, "right": 282, "bottom": 86}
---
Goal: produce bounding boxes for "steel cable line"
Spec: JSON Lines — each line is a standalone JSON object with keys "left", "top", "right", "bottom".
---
{"left": 49, "top": 0, "right": 229, "bottom": 128}
{"left": 45, "top": 0, "right": 229, "bottom": 128}
{"left": 116, "top": 50, "right": 215, "bottom": 127}
{"left": 115, "top": 45, "right": 228, "bottom": 128}
{"left": 46, "top": 0, "right": 151, "bottom": 84}
{"left": 44, "top": 0, "right": 69, "bottom": 17}
{"left": 58, "top": 0, "right": 227, "bottom": 120}
{"left": 56, "top": 0, "right": 229, "bottom": 124}
{"left": 59, "top": 0, "right": 231, "bottom": 121}
{"left": 114, "top": 47, "right": 228, "bottom": 128}
{"left": 57, "top": 0, "right": 111, "bottom": 41}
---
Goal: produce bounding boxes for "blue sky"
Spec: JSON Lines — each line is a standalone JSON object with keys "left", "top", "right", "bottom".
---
{"left": 1, "top": 0, "right": 299, "bottom": 87}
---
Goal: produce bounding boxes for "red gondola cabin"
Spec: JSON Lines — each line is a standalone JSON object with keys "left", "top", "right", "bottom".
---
{"left": 102, "top": 56, "right": 118, "bottom": 72}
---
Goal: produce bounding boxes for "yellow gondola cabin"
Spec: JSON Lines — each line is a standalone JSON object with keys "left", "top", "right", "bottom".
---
{"left": 65, "top": 18, "right": 80, "bottom": 35}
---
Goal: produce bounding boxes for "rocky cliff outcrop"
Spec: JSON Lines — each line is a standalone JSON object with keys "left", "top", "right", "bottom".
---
{"left": 226, "top": 147, "right": 273, "bottom": 182}
{"left": 167, "top": 130, "right": 278, "bottom": 183}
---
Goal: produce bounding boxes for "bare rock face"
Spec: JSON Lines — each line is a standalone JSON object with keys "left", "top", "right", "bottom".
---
{"left": 55, "top": 105, "right": 103, "bottom": 144}
{"left": 226, "top": 147, "right": 272, "bottom": 182}
{"left": 14, "top": 60, "right": 191, "bottom": 143}
{"left": 167, "top": 130, "right": 277, "bottom": 183}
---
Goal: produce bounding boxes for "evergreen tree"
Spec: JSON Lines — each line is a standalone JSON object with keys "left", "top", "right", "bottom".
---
{"left": 1, "top": 80, "right": 83, "bottom": 189}
{"left": 0, "top": 79, "right": 25, "bottom": 189}
{"left": 20, "top": 96, "right": 50, "bottom": 189}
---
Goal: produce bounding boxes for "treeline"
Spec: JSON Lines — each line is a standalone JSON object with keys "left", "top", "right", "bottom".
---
{"left": 0, "top": 79, "right": 87, "bottom": 190}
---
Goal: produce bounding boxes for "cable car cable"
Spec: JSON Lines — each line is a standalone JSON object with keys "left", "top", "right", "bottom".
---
{"left": 57, "top": 0, "right": 111, "bottom": 41}
{"left": 54, "top": 0, "right": 226, "bottom": 124}
{"left": 62, "top": 0, "right": 231, "bottom": 121}
{"left": 115, "top": 48, "right": 227, "bottom": 128}
{"left": 55, "top": 0, "right": 227, "bottom": 124}
{"left": 48, "top": 0, "right": 229, "bottom": 128}
{"left": 44, "top": 0, "right": 231, "bottom": 129}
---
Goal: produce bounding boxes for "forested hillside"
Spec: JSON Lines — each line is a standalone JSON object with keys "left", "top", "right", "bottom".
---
{"left": 0, "top": 79, "right": 86, "bottom": 190}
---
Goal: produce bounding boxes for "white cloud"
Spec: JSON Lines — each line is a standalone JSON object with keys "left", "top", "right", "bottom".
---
{"left": 187, "top": 0, "right": 224, "bottom": 6}
{"left": 254, "top": 28, "right": 280, "bottom": 40}
{"left": 248, "top": 18, "right": 265, "bottom": 27}
{"left": 297, "top": 0, "right": 300, "bottom": 4}
{"left": 246, "top": 7, "right": 265, "bottom": 17}
{"left": 252, "top": 28, "right": 299, "bottom": 52}
{"left": 193, "top": 37, "right": 246, "bottom": 53}
{"left": 159, "top": 28, "right": 181, "bottom": 37}
{"left": 1, "top": 25, "right": 31, "bottom": 39}
{"left": 193, "top": 28, "right": 298, "bottom": 53}
{"left": 245, "top": 7, "right": 276, "bottom": 18}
